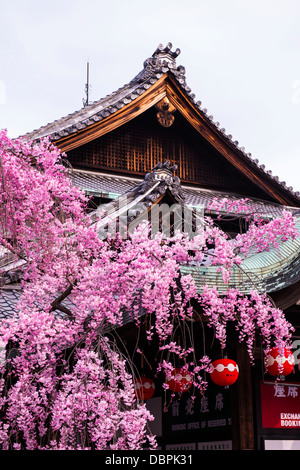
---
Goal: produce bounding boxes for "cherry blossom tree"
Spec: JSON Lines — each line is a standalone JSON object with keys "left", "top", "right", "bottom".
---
{"left": 0, "top": 129, "right": 297, "bottom": 449}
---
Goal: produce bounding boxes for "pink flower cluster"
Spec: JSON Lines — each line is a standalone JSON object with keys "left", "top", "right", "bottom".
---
{"left": 0, "top": 130, "right": 296, "bottom": 449}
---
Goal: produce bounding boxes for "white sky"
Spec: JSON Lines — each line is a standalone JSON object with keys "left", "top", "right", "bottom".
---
{"left": 1, "top": 0, "right": 300, "bottom": 192}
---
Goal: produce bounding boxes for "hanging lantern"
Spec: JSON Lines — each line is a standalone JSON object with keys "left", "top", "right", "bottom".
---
{"left": 166, "top": 367, "right": 193, "bottom": 393}
{"left": 265, "top": 347, "right": 295, "bottom": 377}
{"left": 134, "top": 377, "right": 155, "bottom": 401}
{"left": 210, "top": 358, "right": 239, "bottom": 386}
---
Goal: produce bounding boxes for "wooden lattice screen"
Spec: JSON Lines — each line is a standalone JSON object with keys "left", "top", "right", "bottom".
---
{"left": 66, "top": 106, "right": 268, "bottom": 197}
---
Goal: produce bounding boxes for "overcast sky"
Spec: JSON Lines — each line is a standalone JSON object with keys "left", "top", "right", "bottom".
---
{"left": 1, "top": 0, "right": 300, "bottom": 192}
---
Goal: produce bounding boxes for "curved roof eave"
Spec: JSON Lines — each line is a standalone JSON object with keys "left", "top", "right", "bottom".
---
{"left": 88, "top": 164, "right": 300, "bottom": 297}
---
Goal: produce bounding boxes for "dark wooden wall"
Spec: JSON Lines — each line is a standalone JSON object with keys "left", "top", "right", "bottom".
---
{"left": 66, "top": 107, "right": 275, "bottom": 201}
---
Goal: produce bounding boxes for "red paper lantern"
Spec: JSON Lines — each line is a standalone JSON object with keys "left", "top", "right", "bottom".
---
{"left": 166, "top": 367, "right": 193, "bottom": 393}
{"left": 265, "top": 347, "right": 295, "bottom": 376}
{"left": 134, "top": 377, "right": 155, "bottom": 401}
{"left": 210, "top": 358, "right": 239, "bottom": 386}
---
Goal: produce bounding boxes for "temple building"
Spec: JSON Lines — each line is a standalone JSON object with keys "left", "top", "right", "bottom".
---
{"left": 2, "top": 43, "right": 300, "bottom": 450}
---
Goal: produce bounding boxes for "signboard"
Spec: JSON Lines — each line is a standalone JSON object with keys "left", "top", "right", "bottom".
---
{"left": 260, "top": 381, "right": 300, "bottom": 428}
{"left": 198, "top": 440, "right": 232, "bottom": 450}
{"left": 165, "top": 386, "right": 232, "bottom": 437}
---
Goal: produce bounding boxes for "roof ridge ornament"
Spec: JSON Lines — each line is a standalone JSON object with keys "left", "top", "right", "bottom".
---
{"left": 152, "top": 160, "right": 178, "bottom": 172}
{"left": 135, "top": 161, "right": 185, "bottom": 204}
{"left": 135, "top": 42, "right": 183, "bottom": 83}
{"left": 155, "top": 97, "right": 176, "bottom": 127}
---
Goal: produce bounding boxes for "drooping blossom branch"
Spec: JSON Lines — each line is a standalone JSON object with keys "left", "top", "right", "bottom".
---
{"left": 0, "top": 130, "right": 297, "bottom": 449}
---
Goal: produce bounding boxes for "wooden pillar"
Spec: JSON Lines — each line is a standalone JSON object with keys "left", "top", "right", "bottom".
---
{"left": 231, "top": 342, "right": 255, "bottom": 450}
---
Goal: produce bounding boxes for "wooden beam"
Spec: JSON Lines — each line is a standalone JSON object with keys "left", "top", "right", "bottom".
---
{"left": 231, "top": 342, "right": 255, "bottom": 450}
{"left": 270, "top": 280, "right": 300, "bottom": 311}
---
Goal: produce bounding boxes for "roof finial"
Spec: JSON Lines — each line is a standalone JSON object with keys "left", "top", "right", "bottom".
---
{"left": 83, "top": 60, "right": 91, "bottom": 107}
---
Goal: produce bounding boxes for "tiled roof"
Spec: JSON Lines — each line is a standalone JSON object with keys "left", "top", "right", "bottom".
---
{"left": 20, "top": 43, "right": 300, "bottom": 203}
{"left": 181, "top": 216, "right": 300, "bottom": 295}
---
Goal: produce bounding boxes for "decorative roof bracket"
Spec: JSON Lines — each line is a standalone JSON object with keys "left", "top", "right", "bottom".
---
{"left": 135, "top": 161, "right": 185, "bottom": 204}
